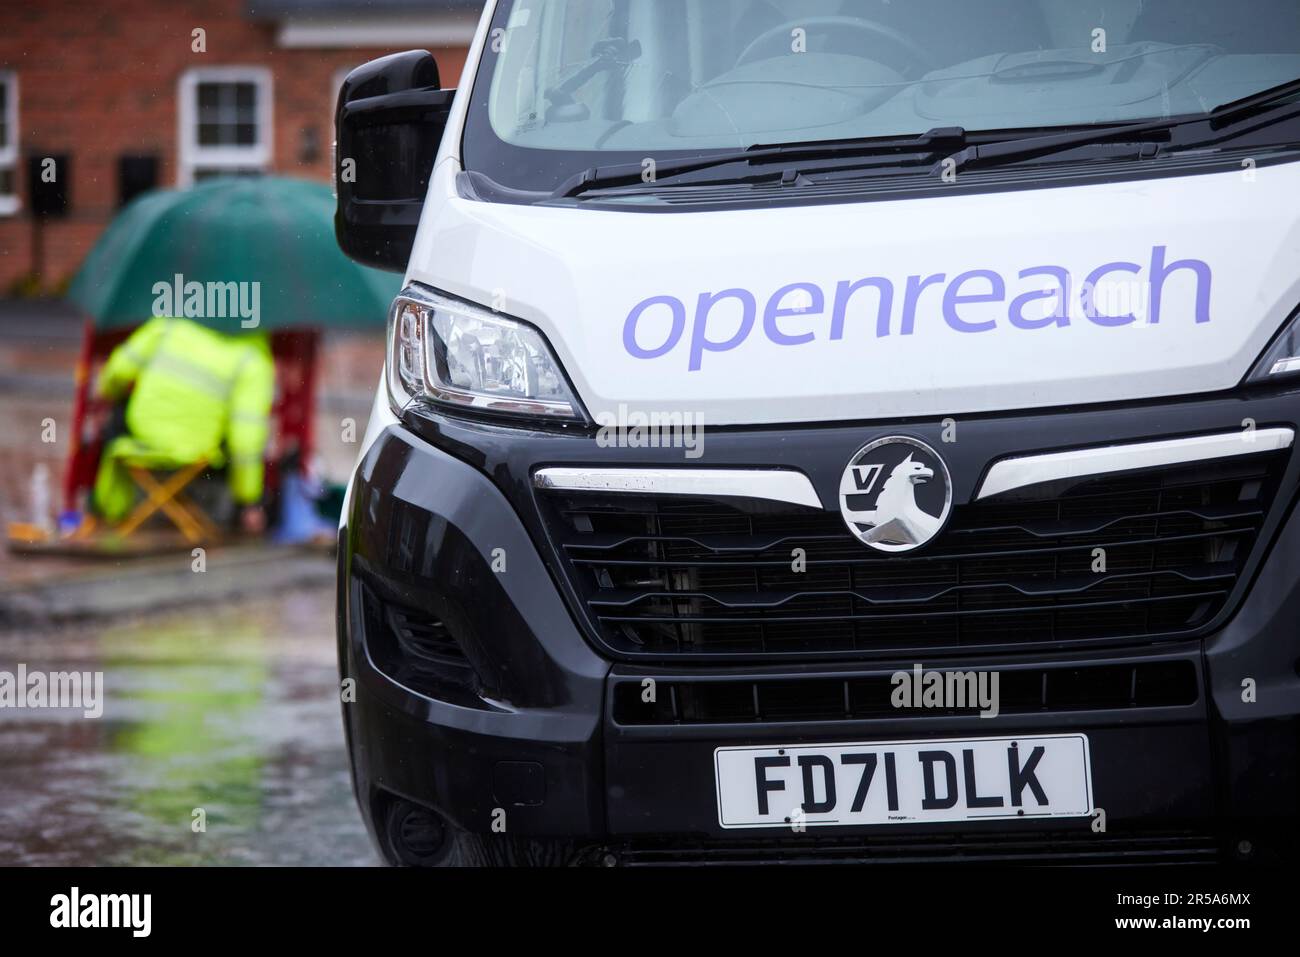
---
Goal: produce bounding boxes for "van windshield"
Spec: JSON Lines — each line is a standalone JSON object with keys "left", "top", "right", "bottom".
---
{"left": 463, "top": 0, "right": 1300, "bottom": 193}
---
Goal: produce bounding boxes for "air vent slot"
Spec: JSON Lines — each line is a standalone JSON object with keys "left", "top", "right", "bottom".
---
{"left": 360, "top": 586, "right": 483, "bottom": 705}
{"left": 613, "top": 660, "right": 1199, "bottom": 725}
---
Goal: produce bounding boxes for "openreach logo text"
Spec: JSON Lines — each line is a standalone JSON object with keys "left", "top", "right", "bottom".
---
{"left": 0, "top": 664, "right": 104, "bottom": 718}
{"left": 622, "top": 245, "right": 1211, "bottom": 370}
{"left": 50, "top": 888, "right": 151, "bottom": 937}
{"left": 152, "top": 273, "right": 261, "bottom": 329}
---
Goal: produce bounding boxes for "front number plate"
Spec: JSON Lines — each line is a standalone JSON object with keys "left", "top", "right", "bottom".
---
{"left": 715, "top": 733, "right": 1092, "bottom": 829}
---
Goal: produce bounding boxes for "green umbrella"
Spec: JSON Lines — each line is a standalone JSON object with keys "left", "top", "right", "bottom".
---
{"left": 67, "top": 177, "right": 400, "bottom": 332}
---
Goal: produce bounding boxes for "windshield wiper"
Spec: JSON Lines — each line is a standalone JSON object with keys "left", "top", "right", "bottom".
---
{"left": 936, "top": 121, "right": 1167, "bottom": 177}
{"left": 552, "top": 127, "right": 969, "bottom": 198}
{"left": 1211, "top": 76, "right": 1300, "bottom": 119}
{"left": 939, "top": 76, "right": 1300, "bottom": 178}
{"left": 552, "top": 76, "right": 1300, "bottom": 198}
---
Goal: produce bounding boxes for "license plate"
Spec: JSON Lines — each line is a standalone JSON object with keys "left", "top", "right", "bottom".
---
{"left": 714, "top": 733, "right": 1092, "bottom": 829}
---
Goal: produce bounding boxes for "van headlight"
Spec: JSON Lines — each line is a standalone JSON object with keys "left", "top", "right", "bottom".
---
{"left": 1247, "top": 306, "right": 1300, "bottom": 382}
{"left": 387, "top": 285, "right": 584, "bottom": 421}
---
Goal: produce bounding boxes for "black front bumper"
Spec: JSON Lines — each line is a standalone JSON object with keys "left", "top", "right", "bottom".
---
{"left": 338, "top": 387, "right": 1300, "bottom": 863}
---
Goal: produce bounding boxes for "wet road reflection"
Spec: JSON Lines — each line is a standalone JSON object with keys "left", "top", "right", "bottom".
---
{"left": 0, "top": 588, "right": 377, "bottom": 865}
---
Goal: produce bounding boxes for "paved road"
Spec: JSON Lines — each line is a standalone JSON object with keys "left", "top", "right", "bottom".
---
{"left": 0, "top": 587, "right": 378, "bottom": 865}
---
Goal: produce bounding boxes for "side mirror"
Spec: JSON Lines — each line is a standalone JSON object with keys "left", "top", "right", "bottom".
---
{"left": 335, "top": 50, "right": 455, "bottom": 272}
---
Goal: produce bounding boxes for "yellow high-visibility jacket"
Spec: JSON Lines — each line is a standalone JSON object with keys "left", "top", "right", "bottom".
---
{"left": 97, "top": 316, "right": 274, "bottom": 505}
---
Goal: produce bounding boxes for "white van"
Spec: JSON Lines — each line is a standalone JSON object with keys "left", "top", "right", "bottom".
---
{"left": 334, "top": 0, "right": 1300, "bottom": 866}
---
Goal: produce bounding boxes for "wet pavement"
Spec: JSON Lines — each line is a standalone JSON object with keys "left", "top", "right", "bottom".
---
{"left": 0, "top": 300, "right": 384, "bottom": 865}
{"left": 0, "top": 587, "right": 379, "bottom": 866}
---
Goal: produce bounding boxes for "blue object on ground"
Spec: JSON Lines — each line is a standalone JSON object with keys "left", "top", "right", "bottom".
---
{"left": 273, "top": 472, "right": 336, "bottom": 545}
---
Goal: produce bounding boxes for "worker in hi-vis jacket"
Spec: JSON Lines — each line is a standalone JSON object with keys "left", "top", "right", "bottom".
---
{"left": 92, "top": 315, "right": 274, "bottom": 533}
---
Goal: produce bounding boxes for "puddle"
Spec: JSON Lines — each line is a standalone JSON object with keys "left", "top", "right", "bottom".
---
{"left": 0, "top": 588, "right": 378, "bottom": 865}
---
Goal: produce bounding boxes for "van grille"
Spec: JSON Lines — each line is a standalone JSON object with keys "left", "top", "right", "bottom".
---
{"left": 536, "top": 451, "right": 1288, "bottom": 661}
{"left": 612, "top": 661, "right": 1198, "bottom": 725}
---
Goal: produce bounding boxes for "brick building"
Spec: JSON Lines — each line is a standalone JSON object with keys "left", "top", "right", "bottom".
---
{"left": 0, "top": 0, "right": 482, "bottom": 293}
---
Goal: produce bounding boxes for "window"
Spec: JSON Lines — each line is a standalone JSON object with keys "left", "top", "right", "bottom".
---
{"left": 0, "top": 72, "right": 18, "bottom": 215}
{"left": 118, "top": 155, "right": 160, "bottom": 207}
{"left": 468, "top": 0, "right": 1300, "bottom": 193}
{"left": 177, "top": 68, "right": 272, "bottom": 185}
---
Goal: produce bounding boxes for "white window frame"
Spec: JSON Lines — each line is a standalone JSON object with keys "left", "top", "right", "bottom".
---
{"left": 177, "top": 67, "right": 273, "bottom": 186}
{"left": 0, "top": 71, "right": 19, "bottom": 216}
